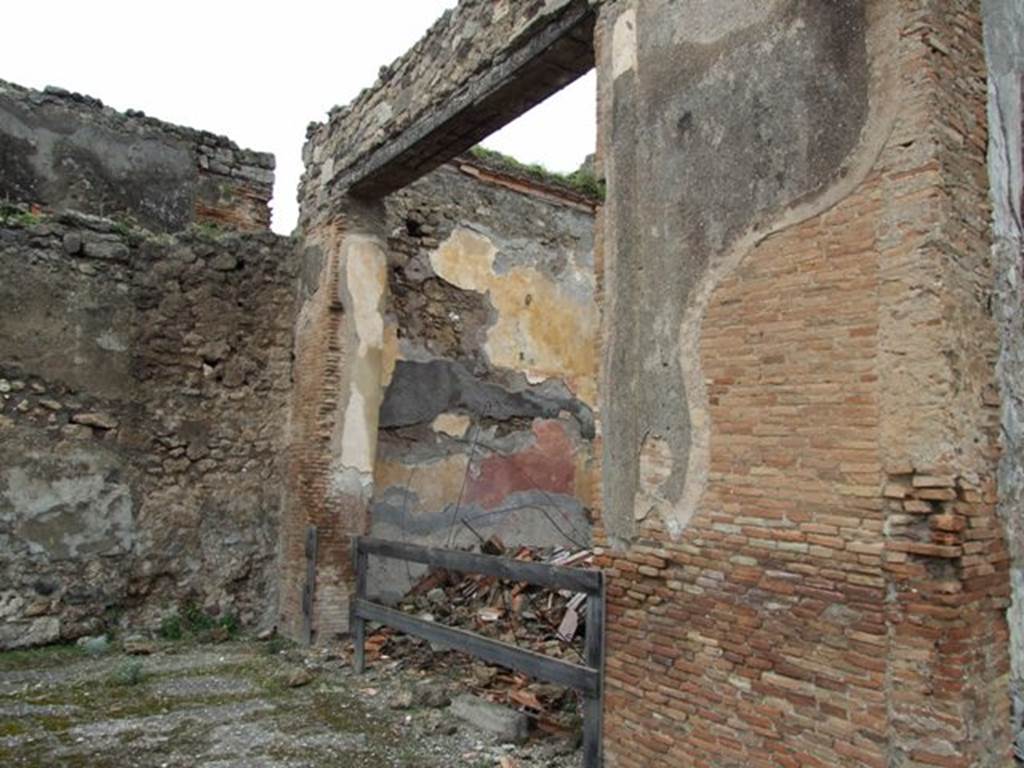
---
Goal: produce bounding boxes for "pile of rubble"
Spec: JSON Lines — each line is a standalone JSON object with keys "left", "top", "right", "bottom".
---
{"left": 362, "top": 537, "right": 594, "bottom": 738}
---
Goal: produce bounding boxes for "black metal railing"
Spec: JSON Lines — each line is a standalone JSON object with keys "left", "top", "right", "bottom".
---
{"left": 351, "top": 536, "right": 606, "bottom": 767}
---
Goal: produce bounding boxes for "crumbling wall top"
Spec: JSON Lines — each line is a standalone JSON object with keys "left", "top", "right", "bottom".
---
{"left": 0, "top": 79, "right": 275, "bottom": 233}
{"left": 301, "top": 0, "right": 596, "bottom": 216}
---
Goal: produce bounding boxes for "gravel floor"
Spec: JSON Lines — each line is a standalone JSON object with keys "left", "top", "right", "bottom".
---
{"left": 0, "top": 639, "right": 583, "bottom": 767}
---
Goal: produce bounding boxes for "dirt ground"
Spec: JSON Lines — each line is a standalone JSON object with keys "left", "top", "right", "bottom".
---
{"left": 0, "top": 639, "right": 584, "bottom": 767}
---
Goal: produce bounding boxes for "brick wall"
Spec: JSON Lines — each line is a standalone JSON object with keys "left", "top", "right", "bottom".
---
{"left": 594, "top": 1, "right": 1012, "bottom": 765}
{"left": 279, "top": 218, "right": 359, "bottom": 643}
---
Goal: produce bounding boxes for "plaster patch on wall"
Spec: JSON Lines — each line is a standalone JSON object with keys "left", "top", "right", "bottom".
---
{"left": 635, "top": 433, "right": 673, "bottom": 523}
{"left": 612, "top": 8, "right": 638, "bottom": 80}
{"left": 430, "top": 227, "right": 597, "bottom": 405}
{"left": 432, "top": 412, "right": 471, "bottom": 438}
{"left": 0, "top": 451, "right": 134, "bottom": 560}
{"left": 382, "top": 322, "right": 400, "bottom": 388}
{"left": 375, "top": 453, "right": 471, "bottom": 518}
{"left": 340, "top": 390, "right": 375, "bottom": 477}
{"left": 330, "top": 464, "right": 373, "bottom": 499}
{"left": 605, "top": 0, "right": 900, "bottom": 539}
{"left": 345, "top": 237, "right": 387, "bottom": 357}
{"left": 337, "top": 236, "right": 389, "bottom": 479}
{"left": 95, "top": 330, "right": 129, "bottom": 353}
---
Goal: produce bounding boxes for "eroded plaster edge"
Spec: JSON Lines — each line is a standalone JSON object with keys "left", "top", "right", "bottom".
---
{"left": 666, "top": 1, "right": 902, "bottom": 537}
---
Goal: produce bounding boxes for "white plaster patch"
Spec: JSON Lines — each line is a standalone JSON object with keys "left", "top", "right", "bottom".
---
{"left": 326, "top": 234, "right": 390, "bottom": 490}
{"left": 340, "top": 390, "right": 374, "bottom": 475}
{"left": 330, "top": 464, "right": 373, "bottom": 500}
{"left": 612, "top": 8, "right": 638, "bottom": 81}
{"left": 635, "top": 434, "right": 673, "bottom": 522}
{"left": 95, "top": 330, "right": 128, "bottom": 353}
{"left": 345, "top": 238, "right": 387, "bottom": 357}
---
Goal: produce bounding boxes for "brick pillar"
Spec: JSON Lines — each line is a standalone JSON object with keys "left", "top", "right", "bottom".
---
{"left": 278, "top": 199, "right": 389, "bottom": 643}
{"left": 876, "top": 4, "right": 1012, "bottom": 764}
{"left": 592, "top": 1, "right": 1013, "bottom": 765}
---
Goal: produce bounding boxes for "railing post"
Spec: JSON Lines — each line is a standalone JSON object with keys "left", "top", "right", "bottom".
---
{"left": 583, "top": 572, "right": 605, "bottom": 768}
{"left": 301, "top": 526, "right": 318, "bottom": 646}
{"left": 352, "top": 537, "right": 368, "bottom": 674}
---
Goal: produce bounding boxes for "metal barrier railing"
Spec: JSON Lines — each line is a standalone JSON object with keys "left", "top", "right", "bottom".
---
{"left": 352, "top": 536, "right": 605, "bottom": 767}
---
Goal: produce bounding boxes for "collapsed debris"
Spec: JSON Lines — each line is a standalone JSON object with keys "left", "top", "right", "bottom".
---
{"left": 360, "top": 536, "right": 594, "bottom": 737}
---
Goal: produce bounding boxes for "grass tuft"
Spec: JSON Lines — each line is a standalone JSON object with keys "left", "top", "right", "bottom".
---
{"left": 159, "top": 601, "right": 240, "bottom": 643}
{"left": 468, "top": 146, "right": 605, "bottom": 201}
{"left": 110, "top": 660, "right": 146, "bottom": 686}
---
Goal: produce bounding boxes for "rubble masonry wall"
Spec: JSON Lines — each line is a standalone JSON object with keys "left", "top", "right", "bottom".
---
{"left": 0, "top": 82, "right": 296, "bottom": 649}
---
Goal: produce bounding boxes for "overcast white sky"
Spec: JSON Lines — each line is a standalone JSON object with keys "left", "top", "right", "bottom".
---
{"left": 0, "top": 1, "right": 597, "bottom": 234}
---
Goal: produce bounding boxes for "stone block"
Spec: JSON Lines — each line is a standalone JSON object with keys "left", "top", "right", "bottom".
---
{"left": 450, "top": 694, "right": 529, "bottom": 745}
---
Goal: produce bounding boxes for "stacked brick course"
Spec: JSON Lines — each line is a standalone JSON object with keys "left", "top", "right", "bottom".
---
{"left": 279, "top": 218, "right": 365, "bottom": 642}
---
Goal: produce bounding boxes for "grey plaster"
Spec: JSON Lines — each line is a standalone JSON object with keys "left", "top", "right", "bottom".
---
{"left": 0, "top": 235, "right": 135, "bottom": 400}
{"left": 600, "top": 0, "right": 870, "bottom": 541}
{"left": 0, "top": 93, "right": 197, "bottom": 232}
{"left": 0, "top": 79, "right": 275, "bottom": 233}
{"left": 380, "top": 359, "right": 594, "bottom": 438}
{"left": 369, "top": 488, "right": 590, "bottom": 600}
{"left": 0, "top": 446, "right": 134, "bottom": 560}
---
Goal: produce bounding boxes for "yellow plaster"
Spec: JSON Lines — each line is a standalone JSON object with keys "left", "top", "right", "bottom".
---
{"left": 430, "top": 228, "right": 597, "bottom": 405}
{"left": 431, "top": 413, "right": 472, "bottom": 438}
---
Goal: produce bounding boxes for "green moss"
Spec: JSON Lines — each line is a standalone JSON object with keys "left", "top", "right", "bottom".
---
{"left": 0, "top": 203, "right": 44, "bottom": 228}
{"left": 189, "top": 221, "right": 230, "bottom": 240}
{"left": 263, "top": 635, "right": 293, "bottom": 656}
{"left": 158, "top": 614, "right": 183, "bottom": 641}
{"left": 0, "top": 720, "right": 27, "bottom": 738}
{"left": 0, "top": 643, "right": 84, "bottom": 672}
{"left": 109, "top": 215, "right": 140, "bottom": 238}
{"left": 468, "top": 146, "right": 605, "bottom": 201}
{"left": 159, "top": 602, "right": 239, "bottom": 642}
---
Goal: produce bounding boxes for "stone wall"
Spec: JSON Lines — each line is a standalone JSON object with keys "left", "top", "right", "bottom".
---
{"left": 0, "top": 211, "right": 296, "bottom": 648}
{"left": 594, "top": 0, "right": 1012, "bottom": 765}
{"left": 370, "top": 157, "right": 598, "bottom": 599}
{"left": 985, "top": 0, "right": 1024, "bottom": 755}
{"left": 0, "top": 80, "right": 274, "bottom": 233}
{"left": 0, "top": 81, "right": 295, "bottom": 649}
